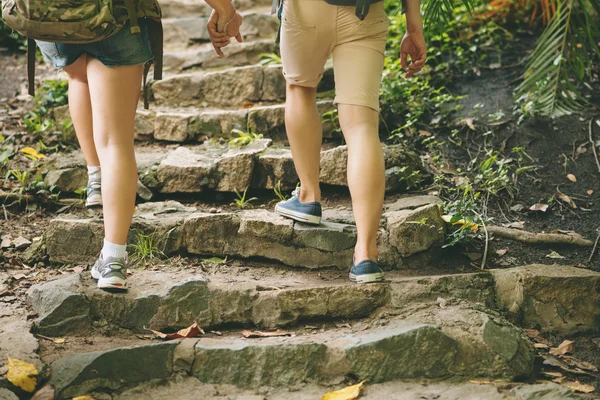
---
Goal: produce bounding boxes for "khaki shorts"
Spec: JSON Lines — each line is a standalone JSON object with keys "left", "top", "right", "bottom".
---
{"left": 279, "top": 0, "right": 390, "bottom": 112}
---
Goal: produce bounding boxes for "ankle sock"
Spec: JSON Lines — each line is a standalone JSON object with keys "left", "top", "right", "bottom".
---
{"left": 87, "top": 166, "right": 101, "bottom": 183}
{"left": 102, "top": 239, "right": 127, "bottom": 260}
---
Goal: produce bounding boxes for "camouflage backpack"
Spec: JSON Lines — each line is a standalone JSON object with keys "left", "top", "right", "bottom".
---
{"left": 1, "top": 0, "right": 163, "bottom": 108}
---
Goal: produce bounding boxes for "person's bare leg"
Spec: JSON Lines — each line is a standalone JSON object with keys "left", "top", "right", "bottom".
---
{"left": 62, "top": 54, "right": 100, "bottom": 167}
{"left": 338, "top": 104, "right": 385, "bottom": 263}
{"left": 86, "top": 58, "right": 142, "bottom": 245}
{"left": 285, "top": 84, "right": 322, "bottom": 203}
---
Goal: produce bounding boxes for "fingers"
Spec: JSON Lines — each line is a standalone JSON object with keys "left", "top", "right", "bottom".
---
{"left": 235, "top": 33, "right": 243, "bottom": 43}
{"left": 213, "top": 44, "right": 225, "bottom": 57}
{"left": 400, "top": 51, "right": 407, "bottom": 70}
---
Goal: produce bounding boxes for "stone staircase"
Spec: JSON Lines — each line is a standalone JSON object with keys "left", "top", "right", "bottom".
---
{"left": 25, "top": 0, "right": 600, "bottom": 399}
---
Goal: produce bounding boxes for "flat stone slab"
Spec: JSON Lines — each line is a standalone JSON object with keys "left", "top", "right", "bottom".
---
{"left": 27, "top": 271, "right": 388, "bottom": 336}
{"left": 492, "top": 264, "right": 600, "bottom": 334}
{"left": 115, "top": 379, "right": 579, "bottom": 400}
{"left": 44, "top": 141, "right": 425, "bottom": 195}
{"left": 44, "top": 200, "right": 445, "bottom": 268}
{"left": 151, "top": 64, "right": 333, "bottom": 108}
{"left": 49, "top": 323, "right": 459, "bottom": 398}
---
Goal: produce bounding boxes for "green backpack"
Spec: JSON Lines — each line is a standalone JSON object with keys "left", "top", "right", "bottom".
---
{"left": 1, "top": 0, "right": 163, "bottom": 108}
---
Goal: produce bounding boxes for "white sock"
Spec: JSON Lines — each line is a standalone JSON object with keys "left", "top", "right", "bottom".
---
{"left": 88, "top": 166, "right": 101, "bottom": 182}
{"left": 102, "top": 239, "right": 127, "bottom": 260}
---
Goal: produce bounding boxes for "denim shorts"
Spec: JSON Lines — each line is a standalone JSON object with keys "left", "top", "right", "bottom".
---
{"left": 36, "top": 19, "right": 153, "bottom": 69}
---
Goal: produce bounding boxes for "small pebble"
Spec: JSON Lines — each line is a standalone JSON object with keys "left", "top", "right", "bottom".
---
{"left": 209, "top": 207, "right": 218, "bottom": 213}
{"left": 13, "top": 236, "right": 31, "bottom": 250}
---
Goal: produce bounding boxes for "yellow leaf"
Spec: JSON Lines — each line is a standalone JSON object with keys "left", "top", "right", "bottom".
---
{"left": 53, "top": 338, "right": 65, "bottom": 344}
{"left": 322, "top": 381, "right": 366, "bottom": 400}
{"left": 73, "top": 396, "right": 97, "bottom": 400}
{"left": 20, "top": 147, "right": 45, "bottom": 160}
{"left": 566, "top": 174, "right": 577, "bottom": 182}
{"left": 562, "top": 380, "right": 595, "bottom": 393}
{"left": 6, "top": 358, "right": 38, "bottom": 392}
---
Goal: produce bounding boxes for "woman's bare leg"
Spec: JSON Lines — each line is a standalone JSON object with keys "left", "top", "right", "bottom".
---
{"left": 62, "top": 54, "right": 100, "bottom": 167}
{"left": 86, "top": 58, "right": 143, "bottom": 245}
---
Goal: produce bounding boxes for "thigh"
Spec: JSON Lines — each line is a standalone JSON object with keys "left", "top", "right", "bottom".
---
{"left": 332, "top": 5, "right": 389, "bottom": 112}
{"left": 86, "top": 58, "right": 143, "bottom": 144}
{"left": 280, "top": 0, "right": 334, "bottom": 88}
{"left": 63, "top": 53, "right": 88, "bottom": 83}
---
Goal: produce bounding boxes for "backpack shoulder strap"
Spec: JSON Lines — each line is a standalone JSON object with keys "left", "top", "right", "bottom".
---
{"left": 27, "top": 38, "right": 36, "bottom": 97}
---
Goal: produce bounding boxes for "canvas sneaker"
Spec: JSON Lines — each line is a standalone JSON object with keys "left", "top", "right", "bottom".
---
{"left": 275, "top": 187, "right": 322, "bottom": 225}
{"left": 349, "top": 259, "right": 385, "bottom": 284}
{"left": 86, "top": 179, "right": 102, "bottom": 208}
{"left": 91, "top": 256, "right": 128, "bottom": 291}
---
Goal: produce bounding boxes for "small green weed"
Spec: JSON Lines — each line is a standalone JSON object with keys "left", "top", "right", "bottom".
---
{"left": 258, "top": 52, "right": 282, "bottom": 65}
{"left": 128, "top": 230, "right": 167, "bottom": 264}
{"left": 231, "top": 186, "right": 258, "bottom": 209}
{"left": 273, "top": 180, "right": 288, "bottom": 202}
{"left": 322, "top": 110, "right": 343, "bottom": 139}
{"left": 228, "top": 128, "right": 263, "bottom": 147}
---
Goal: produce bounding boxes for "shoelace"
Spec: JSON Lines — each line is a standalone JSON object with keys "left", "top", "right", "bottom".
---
{"left": 291, "top": 187, "right": 300, "bottom": 199}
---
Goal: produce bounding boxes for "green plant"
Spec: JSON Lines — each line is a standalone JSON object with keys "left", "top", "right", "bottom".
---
{"left": 442, "top": 181, "right": 487, "bottom": 248}
{"left": 228, "top": 128, "right": 263, "bottom": 147}
{"left": 273, "top": 180, "right": 288, "bottom": 202}
{"left": 321, "top": 110, "right": 343, "bottom": 139}
{"left": 259, "top": 52, "right": 282, "bottom": 65}
{"left": 231, "top": 186, "right": 258, "bottom": 209}
{"left": 0, "top": 18, "right": 26, "bottom": 51}
{"left": 514, "top": 0, "right": 600, "bottom": 117}
{"left": 128, "top": 230, "right": 167, "bottom": 264}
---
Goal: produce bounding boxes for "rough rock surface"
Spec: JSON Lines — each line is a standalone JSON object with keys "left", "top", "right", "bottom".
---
{"left": 492, "top": 264, "right": 600, "bottom": 334}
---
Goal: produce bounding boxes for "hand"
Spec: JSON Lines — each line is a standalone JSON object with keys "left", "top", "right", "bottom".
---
{"left": 219, "top": 11, "right": 243, "bottom": 42}
{"left": 207, "top": 10, "right": 230, "bottom": 56}
{"left": 400, "top": 30, "right": 427, "bottom": 78}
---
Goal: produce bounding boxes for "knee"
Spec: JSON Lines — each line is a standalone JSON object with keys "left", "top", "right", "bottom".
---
{"left": 287, "top": 83, "right": 317, "bottom": 97}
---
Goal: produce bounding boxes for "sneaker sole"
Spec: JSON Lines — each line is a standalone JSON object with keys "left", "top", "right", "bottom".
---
{"left": 98, "top": 278, "right": 128, "bottom": 291}
{"left": 349, "top": 272, "right": 385, "bottom": 284}
{"left": 275, "top": 204, "right": 321, "bottom": 225}
{"left": 86, "top": 199, "right": 103, "bottom": 208}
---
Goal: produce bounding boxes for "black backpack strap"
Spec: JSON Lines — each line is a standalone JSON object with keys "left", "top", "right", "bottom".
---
{"left": 143, "top": 18, "right": 163, "bottom": 109}
{"left": 27, "top": 38, "right": 36, "bottom": 97}
{"left": 355, "top": 0, "right": 371, "bottom": 20}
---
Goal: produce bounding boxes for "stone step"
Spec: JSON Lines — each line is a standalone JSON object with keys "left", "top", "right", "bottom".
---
{"left": 163, "top": 39, "right": 276, "bottom": 73}
{"left": 151, "top": 64, "right": 335, "bottom": 109}
{"left": 43, "top": 197, "right": 445, "bottom": 268}
{"left": 44, "top": 305, "right": 536, "bottom": 399}
{"left": 115, "top": 379, "right": 581, "bottom": 400}
{"left": 28, "top": 267, "right": 494, "bottom": 336}
{"left": 163, "top": 11, "right": 278, "bottom": 51}
{"left": 159, "top": 0, "right": 273, "bottom": 19}
{"left": 133, "top": 101, "right": 337, "bottom": 143}
{"left": 42, "top": 141, "right": 426, "bottom": 196}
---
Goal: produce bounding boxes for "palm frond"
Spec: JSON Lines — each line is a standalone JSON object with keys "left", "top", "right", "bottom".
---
{"left": 515, "top": 0, "right": 590, "bottom": 117}
{"left": 424, "top": 0, "right": 476, "bottom": 25}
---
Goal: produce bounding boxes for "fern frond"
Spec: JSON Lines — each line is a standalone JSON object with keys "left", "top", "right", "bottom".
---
{"left": 424, "top": 0, "right": 476, "bottom": 25}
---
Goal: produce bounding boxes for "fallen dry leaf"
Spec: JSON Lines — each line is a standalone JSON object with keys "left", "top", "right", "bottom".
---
{"left": 72, "top": 396, "right": 97, "bottom": 400}
{"left": 587, "top": 190, "right": 594, "bottom": 195}
{"left": 567, "top": 174, "right": 577, "bottom": 182}
{"left": 556, "top": 192, "right": 577, "bottom": 209}
{"left": 546, "top": 250, "right": 565, "bottom": 259}
{"left": 529, "top": 203, "right": 549, "bottom": 212}
{"left": 321, "top": 381, "right": 366, "bottom": 400}
{"left": 242, "top": 330, "right": 293, "bottom": 338}
{"left": 496, "top": 249, "right": 508, "bottom": 256}
{"left": 469, "top": 380, "right": 494, "bottom": 385}
{"left": 464, "top": 118, "right": 477, "bottom": 131}
{"left": 150, "top": 322, "right": 205, "bottom": 340}
{"left": 550, "top": 340, "right": 575, "bottom": 356}
{"left": 561, "top": 380, "right": 595, "bottom": 393}
{"left": 543, "top": 355, "right": 595, "bottom": 377}
{"left": 53, "top": 338, "right": 65, "bottom": 344}
{"left": 6, "top": 358, "right": 38, "bottom": 392}
{"left": 534, "top": 343, "right": 549, "bottom": 349}
{"left": 542, "top": 371, "right": 564, "bottom": 378}
{"left": 562, "top": 355, "right": 599, "bottom": 372}
{"left": 504, "top": 221, "right": 525, "bottom": 229}
{"left": 20, "top": 147, "right": 45, "bottom": 160}
{"left": 419, "top": 130, "right": 432, "bottom": 137}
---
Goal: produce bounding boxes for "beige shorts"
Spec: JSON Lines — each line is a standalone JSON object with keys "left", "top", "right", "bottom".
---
{"left": 279, "top": 0, "right": 390, "bottom": 112}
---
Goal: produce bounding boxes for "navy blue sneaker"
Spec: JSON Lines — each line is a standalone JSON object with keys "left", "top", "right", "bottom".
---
{"left": 349, "top": 259, "right": 385, "bottom": 284}
{"left": 275, "top": 188, "right": 322, "bottom": 225}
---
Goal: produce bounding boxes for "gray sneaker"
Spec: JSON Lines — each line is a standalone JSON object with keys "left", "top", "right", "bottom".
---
{"left": 91, "top": 256, "right": 127, "bottom": 291}
{"left": 86, "top": 179, "right": 102, "bottom": 208}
